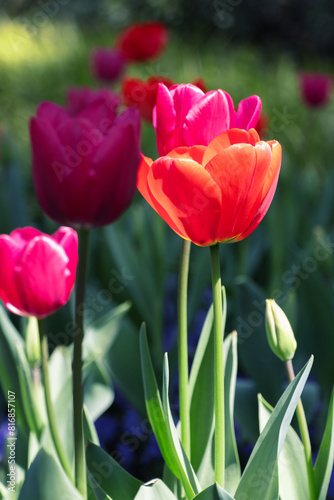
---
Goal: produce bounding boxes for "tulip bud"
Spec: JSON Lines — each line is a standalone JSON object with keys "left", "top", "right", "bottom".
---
{"left": 265, "top": 299, "right": 297, "bottom": 361}
{"left": 25, "top": 316, "right": 41, "bottom": 367}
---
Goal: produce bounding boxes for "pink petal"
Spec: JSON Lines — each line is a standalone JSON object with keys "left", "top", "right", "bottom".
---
{"left": 36, "top": 102, "right": 69, "bottom": 129}
{"left": 235, "top": 95, "right": 262, "bottom": 130}
{"left": 0, "top": 235, "right": 25, "bottom": 315}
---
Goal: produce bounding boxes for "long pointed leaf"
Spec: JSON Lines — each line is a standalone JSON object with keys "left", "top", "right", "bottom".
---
{"left": 139, "top": 324, "right": 179, "bottom": 478}
{"left": 86, "top": 442, "right": 142, "bottom": 500}
{"left": 133, "top": 479, "right": 178, "bottom": 499}
{"left": 193, "top": 483, "right": 235, "bottom": 499}
{"left": 258, "top": 395, "right": 308, "bottom": 500}
{"left": 314, "top": 387, "right": 334, "bottom": 500}
{"left": 162, "top": 354, "right": 201, "bottom": 499}
{"left": 234, "top": 356, "right": 313, "bottom": 500}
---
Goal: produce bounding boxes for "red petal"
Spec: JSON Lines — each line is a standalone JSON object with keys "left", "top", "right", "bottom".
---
{"left": 203, "top": 128, "right": 259, "bottom": 166}
{"left": 146, "top": 156, "right": 222, "bottom": 245}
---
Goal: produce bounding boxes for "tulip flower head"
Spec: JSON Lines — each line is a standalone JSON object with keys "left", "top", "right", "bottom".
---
{"left": 90, "top": 47, "right": 127, "bottom": 84}
{"left": 265, "top": 299, "right": 297, "bottom": 361}
{"left": 298, "top": 71, "right": 332, "bottom": 108}
{"left": 30, "top": 89, "right": 141, "bottom": 228}
{"left": 122, "top": 75, "right": 174, "bottom": 122}
{"left": 0, "top": 226, "right": 78, "bottom": 318}
{"left": 138, "top": 128, "right": 281, "bottom": 246}
{"left": 117, "top": 21, "right": 168, "bottom": 62}
{"left": 153, "top": 83, "right": 262, "bottom": 155}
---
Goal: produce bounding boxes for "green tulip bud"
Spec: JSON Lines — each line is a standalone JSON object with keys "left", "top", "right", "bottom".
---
{"left": 25, "top": 316, "right": 41, "bottom": 367}
{"left": 265, "top": 299, "right": 297, "bottom": 361}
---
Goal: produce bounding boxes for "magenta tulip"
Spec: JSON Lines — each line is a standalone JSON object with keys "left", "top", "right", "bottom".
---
{"left": 90, "top": 47, "right": 127, "bottom": 83}
{"left": 0, "top": 226, "right": 78, "bottom": 318}
{"left": 153, "top": 83, "right": 262, "bottom": 156}
{"left": 298, "top": 71, "right": 332, "bottom": 108}
{"left": 30, "top": 91, "right": 141, "bottom": 228}
{"left": 66, "top": 86, "right": 120, "bottom": 118}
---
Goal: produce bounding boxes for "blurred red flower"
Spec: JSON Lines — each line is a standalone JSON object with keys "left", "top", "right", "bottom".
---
{"left": 298, "top": 72, "right": 332, "bottom": 107}
{"left": 122, "top": 75, "right": 174, "bottom": 122}
{"left": 255, "top": 112, "right": 270, "bottom": 139}
{"left": 138, "top": 128, "right": 281, "bottom": 246}
{"left": 117, "top": 21, "right": 168, "bottom": 62}
{"left": 0, "top": 226, "right": 78, "bottom": 318}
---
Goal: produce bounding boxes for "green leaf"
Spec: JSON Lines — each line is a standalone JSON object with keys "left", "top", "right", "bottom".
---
{"left": 162, "top": 354, "right": 201, "bottom": 499}
{"left": 234, "top": 356, "right": 313, "bottom": 500}
{"left": 18, "top": 448, "right": 83, "bottom": 500}
{"left": 133, "top": 479, "right": 178, "bottom": 500}
{"left": 139, "top": 324, "right": 179, "bottom": 478}
{"left": 83, "top": 302, "right": 131, "bottom": 365}
{"left": 314, "top": 387, "right": 334, "bottom": 500}
{"left": 86, "top": 442, "right": 142, "bottom": 500}
{"left": 189, "top": 302, "right": 214, "bottom": 475}
{"left": 258, "top": 394, "right": 308, "bottom": 500}
{"left": 0, "top": 305, "right": 30, "bottom": 431}
{"left": 193, "top": 482, "right": 235, "bottom": 499}
{"left": 222, "top": 332, "right": 240, "bottom": 495}
{"left": 83, "top": 405, "right": 100, "bottom": 446}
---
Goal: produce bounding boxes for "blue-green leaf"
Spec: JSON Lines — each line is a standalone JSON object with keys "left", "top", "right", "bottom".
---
{"left": 314, "top": 387, "right": 334, "bottom": 500}
{"left": 133, "top": 479, "right": 178, "bottom": 499}
{"left": 162, "top": 354, "right": 201, "bottom": 499}
{"left": 258, "top": 394, "right": 308, "bottom": 500}
{"left": 139, "top": 324, "right": 179, "bottom": 478}
{"left": 18, "top": 448, "right": 83, "bottom": 500}
{"left": 86, "top": 442, "right": 142, "bottom": 500}
{"left": 193, "top": 482, "right": 235, "bottom": 499}
{"left": 234, "top": 356, "right": 313, "bottom": 500}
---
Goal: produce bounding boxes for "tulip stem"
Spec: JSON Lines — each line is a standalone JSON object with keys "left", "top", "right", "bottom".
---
{"left": 37, "top": 318, "right": 73, "bottom": 482}
{"left": 73, "top": 228, "right": 90, "bottom": 499}
{"left": 285, "top": 360, "right": 316, "bottom": 500}
{"left": 178, "top": 239, "right": 191, "bottom": 459}
{"left": 210, "top": 243, "right": 225, "bottom": 487}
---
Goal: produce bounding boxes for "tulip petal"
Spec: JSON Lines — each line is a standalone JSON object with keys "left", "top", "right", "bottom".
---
{"left": 147, "top": 156, "right": 222, "bottom": 245}
{"left": 184, "top": 90, "right": 233, "bottom": 146}
{"left": 52, "top": 227, "right": 78, "bottom": 296}
{"left": 36, "top": 102, "right": 69, "bottom": 129}
{"left": 14, "top": 236, "right": 70, "bottom": 318}
{"left": 235, "top": 95, "right": 262, "bottom": 130}
{"left": 205, "top": 141, "right": 274, "bottom": 241}
{"left": 89, "top": 108, "right": 141, "bottom": 226}
{"left": 0, "top": 235, "right": 25, "bottom": 315}
{"left": 203, "top": 128, "right": 259, "bottom": 166}
{"left": 238, "top": 140, "right": 282, "bottom": 240}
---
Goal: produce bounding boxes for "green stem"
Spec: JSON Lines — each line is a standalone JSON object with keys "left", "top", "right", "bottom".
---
{"left": 73, "top": 228, "right": 90, "bottom": 499}
{"left": 285, "top": 360, "right": 316, "bottom": 500}
{"left": 37, "top": 318, "right": 73, "bottom": 482}
{"left": 177, "top": 239, "right": 191, "bottom": 459}
{"left": 210, "top": 243, "right": 225, "bottom": 487}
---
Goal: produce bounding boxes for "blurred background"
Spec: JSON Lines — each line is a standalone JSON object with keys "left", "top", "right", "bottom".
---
{"left": 0, "top": 0, "right": 334, "bottom": 495}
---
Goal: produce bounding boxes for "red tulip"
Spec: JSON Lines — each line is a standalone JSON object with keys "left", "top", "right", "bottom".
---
{"left": 137, "top": 128, "right": 281, "bottom": 246}
{"left": 117, "top": 21, "right": 168, "bottom": 62}
{"left": 154, "top": 83, "right": 262, "bottom": 156}
{"left": 30, "top": 91, "right": 141, "bottom": 228}
{"left": 0, "top": 226, "right": 78, "bottom": 318}
{"left": 298, "top": 72, "right": 332, "bottom": 107}
{"left": 90, "top": 47, "right": 127, "bottom": 83}
{"left": 122, "top": 75, "right": 174, "bottom": 122}
{"left": 255, "top": 112, "right": 269, "bottom": 139}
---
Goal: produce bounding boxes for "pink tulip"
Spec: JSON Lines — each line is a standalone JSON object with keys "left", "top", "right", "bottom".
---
{"left": 0, "top": 226, "right": 78, "bottom": 318}
{"left": 30, "top": 90, "right": 141, "bottom": 228}
{"left": 298, "top": 71, "right": 332, "bottom": 108}
{"left": 90, "top": 47, "right": 127, "bottom": 83}
{"left": 153, "top": 83, "right": 262, "bottom": 156}
{"left": 66, "top": 86, "right": 120, "bottom": 117}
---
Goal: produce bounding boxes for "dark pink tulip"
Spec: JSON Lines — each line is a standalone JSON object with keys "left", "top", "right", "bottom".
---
{"left": 153, "top": 83, "right": 262, "bottom": 156}
{"left": 66, "top": 86, "right": 120, "bottom": 117}
{"left": 298, "top": 72, "right": 332, "bottom": 108}
{"left": 30, "top": 91, "right": 141, "bottom": 228}
{"left": 90, "top": 47, "right": 127, "bottom": 83}
{"left": 0, "top": 226, "right": 78, "bottom": 318}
